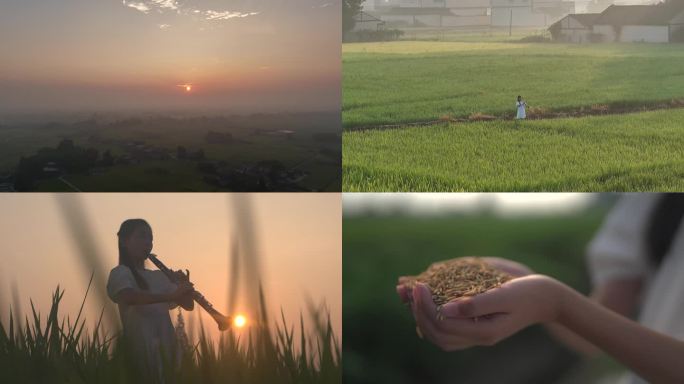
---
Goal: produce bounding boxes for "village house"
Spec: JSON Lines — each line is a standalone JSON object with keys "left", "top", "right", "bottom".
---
{"left": 490, "top": 0, "right": 574, "bottom": 27}
{"left": 592, "top": 3, "right": 684, "bottom": 43}
{"left": 549, "top": 13, "right": 601, "bottom": 43}
{"left": 364, "top": 0, "right": 572, "bottom": 28}
{"left": 551, "top": 2, "right": 684, "bottom": 43}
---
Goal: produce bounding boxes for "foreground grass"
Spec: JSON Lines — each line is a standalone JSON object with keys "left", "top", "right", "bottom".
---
{"left": 343, "top": 109, "right": 684, "bottom": 191}
{"left": 0, "top": 287, "right": 340, "bottom": 384}
{"left": 343, "top": 41, "right": 684, "bottom": 128}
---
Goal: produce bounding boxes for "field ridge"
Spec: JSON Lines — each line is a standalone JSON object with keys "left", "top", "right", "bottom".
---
{"left": 346, "top": 98, "right": 684, "bottom": 132}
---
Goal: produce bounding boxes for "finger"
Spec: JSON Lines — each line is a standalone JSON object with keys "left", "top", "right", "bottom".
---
{"left": 396, "top": 285, "right": 410, "bottom": 304}
{"left": 412, "top": 284, "right": 472, "bottom": 349}
{"left": 481, "top": 257, "right": 530, "bottom": 277}
{"left": 440, "top": 285, "right": 513, "bottom": 318}
{"left": 411, "top": 285, "right": 440, "bottom": 345}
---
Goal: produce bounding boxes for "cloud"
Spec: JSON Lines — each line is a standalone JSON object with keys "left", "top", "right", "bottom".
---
{"left": 122, "top": 1, "right": 259, "bottom": 22}
{"left": 158, "top": 24, "right": 171, "bottom": 29}
{"left": 123, "top": 1, "right": 150, "bottom": 13}
{"left": 204, "top": 10, "right": 260, "bottom": 21}
{"left": 150, "top": 0, "right": 179, "bottom": 11}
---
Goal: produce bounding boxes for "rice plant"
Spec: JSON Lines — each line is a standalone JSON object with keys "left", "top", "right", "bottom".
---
{"left": 0, "top": 284, "right": 340, "bottom": 384}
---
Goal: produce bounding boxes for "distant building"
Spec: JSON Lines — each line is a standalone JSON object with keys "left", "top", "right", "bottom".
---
{"left": 353, "top": 11, "right": 385, "bottom": 31}
{"left": 592, "top": 3, "right": 684, "bottom": 43}
{"left": 365, "top": 0, "right": 573, "bottom": 28}
{"left": 549, "top": 13, "right": 600, "bottom": 42}
{"left": 550, "top": 2, "right": 684, "bottom": 43}
{"left": 490, "top": 0, "right": 575, "bottom": 27}
{"left": 367, "top": 0, "right": 491, "bottom": 28}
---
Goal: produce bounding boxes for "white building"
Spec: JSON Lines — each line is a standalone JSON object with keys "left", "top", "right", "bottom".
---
{"left": 549, "top": 13, "right": 600, "bottom": 42}
{"left": 592, "top": 3, "right": 684, "bottom": 43}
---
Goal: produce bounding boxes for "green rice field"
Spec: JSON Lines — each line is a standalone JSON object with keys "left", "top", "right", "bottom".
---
{"left": 344, "top": 109, "right": 684, "bottom": 192}
{"left": 342, "top": 41, "right": 684, "bottom": 191}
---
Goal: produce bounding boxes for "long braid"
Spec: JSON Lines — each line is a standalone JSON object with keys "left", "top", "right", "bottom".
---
{"left": 117, "top": 219, "right": 150, "bottom": 290}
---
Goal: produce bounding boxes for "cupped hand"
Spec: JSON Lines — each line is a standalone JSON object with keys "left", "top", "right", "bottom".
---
{"left": 401, "top": 275, "right": 563, "bottom": 351}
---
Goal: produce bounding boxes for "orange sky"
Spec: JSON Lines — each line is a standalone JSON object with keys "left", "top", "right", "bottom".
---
{"left": 0, "top": 0, "right": 341, "bottom": 113}
{"left": 0, "top": 193, "right": 341, "bottom": 343}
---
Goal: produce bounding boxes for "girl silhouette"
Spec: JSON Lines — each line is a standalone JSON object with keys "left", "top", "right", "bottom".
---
{"left": 107, "top": 219, "right": 194, "bottom": 382}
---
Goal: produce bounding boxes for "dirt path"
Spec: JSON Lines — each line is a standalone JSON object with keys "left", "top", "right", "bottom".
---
{"left": 346, "top": 99, "right": 684, "bottom": 132}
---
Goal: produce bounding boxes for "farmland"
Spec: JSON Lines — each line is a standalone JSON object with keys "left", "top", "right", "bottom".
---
{"left": 342, "top": 41, "right": 684, "bottom": 191}
{"left": 0, "top": 112, "right": 341, "bottom": 191}
{"left": 344, "top": 109, "right": 684, "bottom": 192}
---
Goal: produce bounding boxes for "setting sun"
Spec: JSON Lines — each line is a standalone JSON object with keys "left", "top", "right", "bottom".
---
{"left": 177, "top": 83, "right": 192, "bottom": 93}
{"left": 234, "top": 315, "right": 247, "bottom": 328}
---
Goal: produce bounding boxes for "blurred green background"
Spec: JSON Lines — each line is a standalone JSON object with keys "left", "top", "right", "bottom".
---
{"left": 343, "top": 195, "right": 624, "bottom": 384}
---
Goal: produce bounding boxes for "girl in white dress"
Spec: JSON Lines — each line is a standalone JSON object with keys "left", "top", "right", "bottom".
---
{"left": 516, "top": 95, "right": 527, "bottom": 125}
{"left": 107, "top": 219, "right": 194, "bottom": 382}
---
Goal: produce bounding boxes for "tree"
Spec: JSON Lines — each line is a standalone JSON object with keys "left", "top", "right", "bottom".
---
{"left": 177, "top": 146, "right": 187, "bottom": 159}
{"left": 343, "top": 0, "right": 364, "bottom": 34}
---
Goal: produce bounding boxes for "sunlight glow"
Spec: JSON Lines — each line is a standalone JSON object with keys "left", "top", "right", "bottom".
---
{"left": 234, "top": 315, "right": 247, "bottom": 328}
{"left": 177, "top": 83, "right": 192, "bottom": 93}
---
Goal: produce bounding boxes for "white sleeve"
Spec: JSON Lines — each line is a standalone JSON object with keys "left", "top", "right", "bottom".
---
{"left": 586, "top": 194, "right": 660, "bottom": 286}
{"left": 107, "top": 266, "right": 137, "bottom": 302}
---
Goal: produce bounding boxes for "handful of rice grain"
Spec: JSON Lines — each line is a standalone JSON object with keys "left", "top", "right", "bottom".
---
{"left": 405, "top": 257, "right": 512, "bottom": 308}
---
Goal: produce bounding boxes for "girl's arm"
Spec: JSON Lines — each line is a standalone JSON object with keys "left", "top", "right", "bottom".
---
{"left": 115, "top": 280, "right": 194, "bottom": 306}
{"left": 400, "top": 276, "right": 684, "bottom": 384}
{"left": 544, "top": 277, "right": 643, "bottom": 357}
{"left": 555, "top": 281, "right": 684, "bottom": 384}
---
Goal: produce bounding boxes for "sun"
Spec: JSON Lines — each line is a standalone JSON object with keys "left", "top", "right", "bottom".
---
{"left": 234, "top": 314, "right": 247, "bottom": 328}
{"left": 177, "top": 83, "right": 193, "bottom": 93}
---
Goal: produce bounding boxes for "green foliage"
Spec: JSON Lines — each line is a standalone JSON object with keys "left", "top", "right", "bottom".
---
{"left": 343, "top": 42, "right": 684, "bottom": 128}
{"left": 342, "top": 0, "right": 364, "bottom": 34}
{"left": 343, "top": 109, "right": 684, "bottom": 191}
{"left": 343, "top": 212, "right": 609, "bottom": 383}
{"left": 0, "top": 286, "right": 340, "bottom": 384}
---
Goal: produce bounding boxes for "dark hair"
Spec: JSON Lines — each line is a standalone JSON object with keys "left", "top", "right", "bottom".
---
{"left": 117, "top": 218, "right": 151, "bottom": 290}
{"left": 517, "top": 95, "right": 521, "bottom": 99}
{"left": 646, "top": 194, "right": 684, "bottom": 267}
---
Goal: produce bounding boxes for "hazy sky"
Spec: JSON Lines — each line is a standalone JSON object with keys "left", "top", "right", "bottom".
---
{"left": 0, "top": 193, "right": 341, "bottom": 342}
{"left": 0, "top": 0, "right": 340, "bottom": 114}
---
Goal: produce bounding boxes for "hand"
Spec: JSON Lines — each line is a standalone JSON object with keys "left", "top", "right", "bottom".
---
{"left": 479, "top": 257, "right": 533, "bottom": 277}
{"left": 173, "top": 269, "right": 190, "bottom": 282}
{"left": 398, "top": 273, "right": 564, "bottom": 351}
{"left": 169, "top": 280, "right": 194, "bottom": 301}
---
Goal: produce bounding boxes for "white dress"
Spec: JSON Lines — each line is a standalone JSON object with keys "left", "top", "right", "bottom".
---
{"left": 516, "top": 101, "right": 526, "bottom": 119}
{"left": 107, "top": 265, "right": 179, "bottom": 376}
{"left": 587, "top": 194, "right": 684, "bottom": 384}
